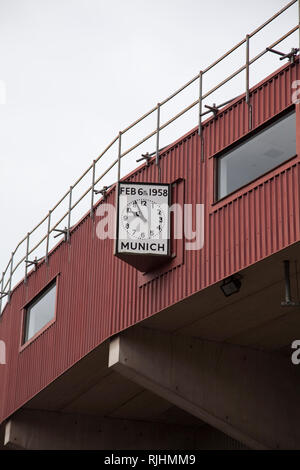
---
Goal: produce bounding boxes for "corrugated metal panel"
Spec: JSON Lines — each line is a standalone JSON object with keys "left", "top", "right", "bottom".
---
{"left": 0, "top": 60, "right": 299, "bottom": 423}
{"left": 208, "top": 162, "right": 300, "bottom": 283}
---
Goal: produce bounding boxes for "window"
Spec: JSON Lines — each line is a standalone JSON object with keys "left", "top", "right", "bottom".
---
{"left": 23, "top": 280, "right": 57, "bottom": 343}
{"left": 217, "top": 110, "right": 296, "bottom": 200}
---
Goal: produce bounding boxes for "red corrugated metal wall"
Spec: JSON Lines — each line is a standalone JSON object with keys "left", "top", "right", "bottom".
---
{"left": 0, "top": 60, "right": 299, "bottom": 423}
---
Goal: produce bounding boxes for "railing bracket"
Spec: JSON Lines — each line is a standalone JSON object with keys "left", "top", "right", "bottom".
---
{"left": 203, "top": 97, "right": 237, "bottom": 119}
{"left": 204, "top": 103, "right": 219, "bottom": 118}
{"left": 93, "top": 184, "right": 111, "bottom": 198}
{"left": 25, "top": 257, "right": 43, "bottom": 271}
{"left": 281, "top": 260, "right": 300, "bottom": 307}
{"left": 53, "top": 227, "right": 69, "bottom": 242}
{"left": 136, "top": 152, "right": 152, "bottom": 166}
{"left": 266, "top": 47, "right": 299, "bottom": 63}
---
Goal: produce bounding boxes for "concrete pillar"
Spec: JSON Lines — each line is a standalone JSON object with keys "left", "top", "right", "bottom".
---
{"left": 109, "top": 326, "right": 300, "bottom": 449}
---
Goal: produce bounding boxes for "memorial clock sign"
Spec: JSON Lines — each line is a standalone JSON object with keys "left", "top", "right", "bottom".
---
{"left": 115, "top": 182, "right": 171, "bottom": 272}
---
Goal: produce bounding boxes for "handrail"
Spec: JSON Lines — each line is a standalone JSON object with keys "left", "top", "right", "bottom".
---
{"left": 0, "top": 0, "right": 299, "bottom": 315}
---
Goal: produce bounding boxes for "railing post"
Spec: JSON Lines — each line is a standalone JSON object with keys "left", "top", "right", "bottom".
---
{"left": 156, "top": 103, "right": 161, "bottom": 179}
{"left": 0, "top": 273, "right": 4, "bottom": 315}
{"left": 8, "top": 253, "right": 13, "bottom": 303}
{"left": 67, "top": 186, "right": 72, "bottom": 243}
{"left": 46, "top": 210, "right": 51, "bottom": 264}
{"left": 117, "top": 131, "right": 122, "bottom": 196}
{"left": 115, "top": 132, "right": 122, "bottom": 254}
{"left": 90, "top": 160, "right": 96, "bottom": 219}
{"left": 198, "top": 71, "right": 204, "bottom": 162}
{"left": 246, "top": 34, "right": 252, "bottom": 131}
{"left": 198, "top": 71, "right": 203, "bottom": 138}
{"left": 117, "top": 131, "right": 122, "bottom": 183}
{"left": 246, "top": 34, "right": 250, "bottom": 105}
{"left": 24, "top": 233, "right": 30, "bottom": 284}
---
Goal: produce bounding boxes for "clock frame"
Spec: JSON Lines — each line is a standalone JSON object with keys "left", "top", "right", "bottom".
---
{"left": 115, "top": 182, "right": 171, "bottom": 272}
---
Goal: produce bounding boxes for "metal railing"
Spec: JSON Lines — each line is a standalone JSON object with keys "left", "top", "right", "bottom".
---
{"left": 0, "top": 0, "right": 299, "bottom": 315}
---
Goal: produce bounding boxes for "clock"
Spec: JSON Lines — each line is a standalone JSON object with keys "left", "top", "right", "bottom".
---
{"left": 115, "top": 182, "right": 171, "bottom": 272}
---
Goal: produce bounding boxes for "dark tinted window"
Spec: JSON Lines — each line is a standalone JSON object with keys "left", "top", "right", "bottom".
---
{"left": 218, "top": 111, "right": 296, "bottom": 200}
{"left": 24, "top": 281, "right": 56, "bottom": 343}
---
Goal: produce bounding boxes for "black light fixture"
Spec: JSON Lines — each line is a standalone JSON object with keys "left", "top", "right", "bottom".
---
{"left": 281, "top": 260, "right": 300, "bottom": 307}
{"left": 220, "top": 275, "right": 241, "bottom": 297}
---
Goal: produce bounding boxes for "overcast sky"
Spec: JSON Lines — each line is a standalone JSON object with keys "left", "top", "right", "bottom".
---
{"left": 0, "top": 0, "right": 297, "bottom": 292}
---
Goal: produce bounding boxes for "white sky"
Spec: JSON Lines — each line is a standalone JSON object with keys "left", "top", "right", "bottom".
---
{"left": 0, "top": 0, "right": 298, "bottom": 292}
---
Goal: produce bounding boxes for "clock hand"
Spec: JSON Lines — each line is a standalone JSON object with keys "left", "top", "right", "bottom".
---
{"left": 135, "top": 202, "right": 147, "bottom": 223}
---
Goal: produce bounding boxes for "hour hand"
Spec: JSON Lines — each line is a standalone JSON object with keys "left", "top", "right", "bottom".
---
{"left": 135, "top": 203, "right": 147, "bottom": 222}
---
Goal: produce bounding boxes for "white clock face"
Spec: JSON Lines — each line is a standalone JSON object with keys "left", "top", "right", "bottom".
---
{"left": 117, "top": 183, "right": 170, "bottom": 256}
{"left": 121, "top": 199, "right": 165, "bottom": 240}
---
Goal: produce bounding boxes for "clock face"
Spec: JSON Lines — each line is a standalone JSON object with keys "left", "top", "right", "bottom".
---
{"left": 117, "top": 183, "right": 170, "bottom": 256}
{"left": 121, "top": 199, "right": 165, "bottom": 240}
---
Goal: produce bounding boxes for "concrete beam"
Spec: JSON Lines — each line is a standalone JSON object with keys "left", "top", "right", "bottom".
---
{"left": 3, "top": 409, "right": 221, "bottom": 450}
{"left": 109, "top": 327, "right": 300, "bottom": 450}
